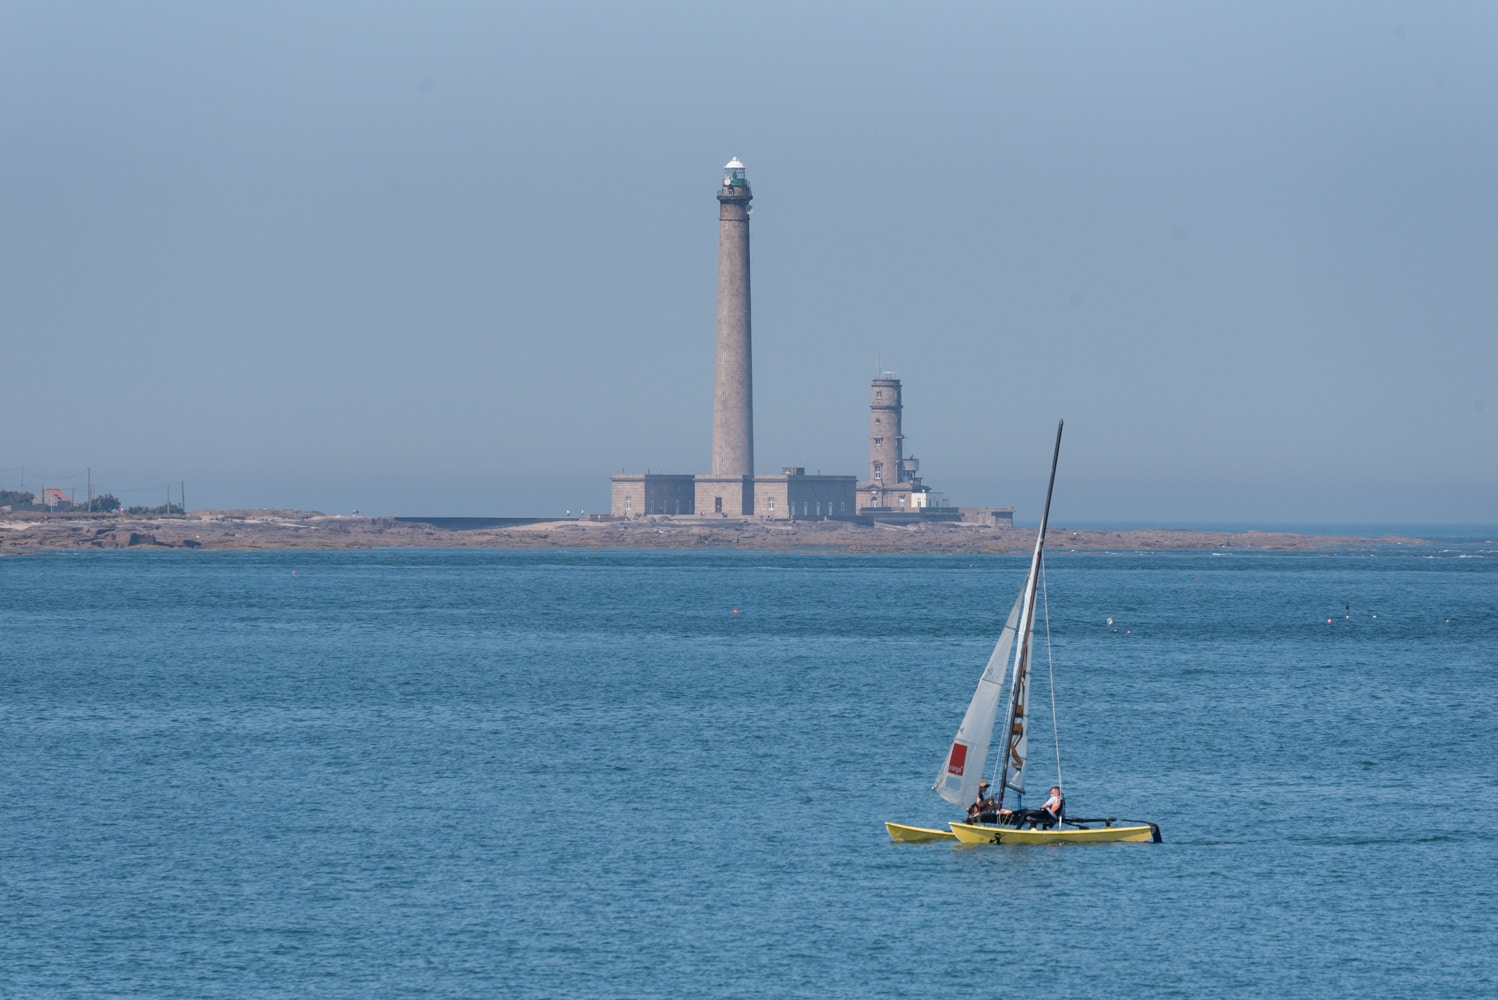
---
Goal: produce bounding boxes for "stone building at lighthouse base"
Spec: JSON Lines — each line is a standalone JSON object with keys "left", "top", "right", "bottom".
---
{"left": 610, "top": 470, "right": 856, "bottom": 521}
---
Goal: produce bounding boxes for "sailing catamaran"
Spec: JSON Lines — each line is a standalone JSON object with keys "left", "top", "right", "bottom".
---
{"left": 886, "top": 420, "right": 1161, "bottom": 845}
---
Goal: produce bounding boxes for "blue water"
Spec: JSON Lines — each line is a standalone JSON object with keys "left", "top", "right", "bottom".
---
{"left": 2, "top": 546, "right": 1495, "bottom": 997}
{"left": 1055, "top": 521, "right": 1498, "bottom": 543}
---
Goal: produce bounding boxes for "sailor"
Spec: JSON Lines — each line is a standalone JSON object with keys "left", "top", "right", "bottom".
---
{"left": 967, "top": 779, "right": 1002, "bottom": 823}
{"left": 1037, "top": 786, "right": 1065, "bottom": 827}
{"left": 1008, "top": 785, "right": 1064, "bottom": 828}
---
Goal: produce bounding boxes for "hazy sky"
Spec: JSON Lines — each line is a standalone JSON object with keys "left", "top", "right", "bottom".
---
{"left": 4, "top": 2, "right": 1494, "bottom": 523}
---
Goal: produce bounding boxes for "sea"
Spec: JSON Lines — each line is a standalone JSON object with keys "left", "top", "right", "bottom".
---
{"left": 2, "top": 538, "right": 1495, "bottom": 997}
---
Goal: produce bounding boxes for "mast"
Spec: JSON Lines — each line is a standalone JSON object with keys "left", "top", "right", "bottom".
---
{"left": 995, "top": 419, "right": 1064, "bottom": 810}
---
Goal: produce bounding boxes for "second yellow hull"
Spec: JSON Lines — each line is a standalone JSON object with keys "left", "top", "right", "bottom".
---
{"left": 885, "top": 821, "right": 958, "bottom": 842}
{"left": 948, "top": 821, "right": 1158, "bottom": 845}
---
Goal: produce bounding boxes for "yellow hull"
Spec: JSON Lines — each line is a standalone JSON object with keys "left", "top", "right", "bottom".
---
{"left": 948, "top": 821, "right": 1158, "bottom": 845}
{"left": 885, "top": 821, "right": 959, "bottom": 843}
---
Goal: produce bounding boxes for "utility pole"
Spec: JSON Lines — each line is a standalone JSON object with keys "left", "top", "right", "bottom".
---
{"left": 180, "top": 481, "right": 186, "bottom": 514}
{"left": 87, "top": 467, "right": 93, "bottom": 513}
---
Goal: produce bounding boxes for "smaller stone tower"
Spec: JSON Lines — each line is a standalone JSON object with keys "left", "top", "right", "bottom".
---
{"left": 858, "top": 374, "right": 925, "bottom": 512}
{"left": 869, "top": 377, "right": 902, "bottom": 492}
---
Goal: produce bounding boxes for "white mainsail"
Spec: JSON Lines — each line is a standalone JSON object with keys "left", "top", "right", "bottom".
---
{"left": 934, "top": 593, "right": 1023, "bottom": 807}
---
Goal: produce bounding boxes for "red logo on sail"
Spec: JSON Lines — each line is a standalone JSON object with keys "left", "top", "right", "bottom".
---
{"left": 947, "top": 742, "right": 968, "bottom": 776}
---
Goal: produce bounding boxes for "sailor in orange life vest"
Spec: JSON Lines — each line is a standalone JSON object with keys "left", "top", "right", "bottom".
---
{"left": 1040, "top": 786, "right": 1064, "bottom": 823}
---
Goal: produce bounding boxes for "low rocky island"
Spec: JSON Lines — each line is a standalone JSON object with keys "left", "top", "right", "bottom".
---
{"left": 0, "top": 510, "right": 1430, "bottom": 555}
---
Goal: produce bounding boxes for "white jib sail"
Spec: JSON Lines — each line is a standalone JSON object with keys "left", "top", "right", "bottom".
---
{"left": 934, "top": 593, "right": 1025, "bottom": 807}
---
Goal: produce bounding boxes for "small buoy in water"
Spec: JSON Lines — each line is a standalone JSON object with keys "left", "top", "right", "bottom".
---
{"left": 291, "top": 569, "right": 297, "bottom": 576}
{"left": 1327, "top": 618, "right": 1333, "bottom": 624}
{"left": 732, "top": 609, "right": 739, "bottom": 615}
{"left": 1106, "top": 617, "right": 1113, "bottom": 626}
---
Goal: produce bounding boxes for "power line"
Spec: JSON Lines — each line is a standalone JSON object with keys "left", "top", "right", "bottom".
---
{"left": 105, "top": 484, "right": 184, "bottom": 495}
{"left": 11, "top": 467, "right": 87, "bottom": 481}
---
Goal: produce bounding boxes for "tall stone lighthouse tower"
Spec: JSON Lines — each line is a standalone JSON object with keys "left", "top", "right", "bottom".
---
{"left": 711, "top": 157, "right": 754, "bottom": 481}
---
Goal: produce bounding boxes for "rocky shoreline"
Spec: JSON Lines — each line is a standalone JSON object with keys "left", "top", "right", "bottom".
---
{"left": 0, "top": 510, "right": 1430, "bottom": 555}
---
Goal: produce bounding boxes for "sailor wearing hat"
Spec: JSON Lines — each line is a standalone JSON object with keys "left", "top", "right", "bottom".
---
{"left": 967, "top": 778, "right": 1002, "bottom": 824}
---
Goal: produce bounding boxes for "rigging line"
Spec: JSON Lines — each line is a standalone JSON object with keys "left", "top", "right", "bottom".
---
{"left": 1040, "top": 556, "right": 1063, "bottom": 794}
{"left": 20, "top": 468, "right": 88, "bottom": 481}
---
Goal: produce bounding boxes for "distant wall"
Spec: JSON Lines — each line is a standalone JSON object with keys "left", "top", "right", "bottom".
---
{"left": 780, "top": 475, "right": 857, "bottom": 520}
{"left": 394, "top": 517, "right": 555, "bottom": 530}
{"left": 694, "top": 475, "right": 754, "bottom": 517}
{"left": 956, "top": 506, "right": 1015, "bottom": 527}
{"left": 611, "top": 474, "right": 696, "bottom": 518}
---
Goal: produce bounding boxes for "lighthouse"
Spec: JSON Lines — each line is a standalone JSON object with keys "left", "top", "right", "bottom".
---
{"left": 609, "top": 159, "right": 857, "bottom": 522}
{"left": 711, "top": 157, "right": 754, "bottom": 481}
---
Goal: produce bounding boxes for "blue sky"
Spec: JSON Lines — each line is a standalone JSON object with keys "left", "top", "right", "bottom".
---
{"left": 3, "top": 2, "right": 1494, "bottom": 523}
